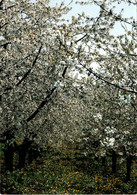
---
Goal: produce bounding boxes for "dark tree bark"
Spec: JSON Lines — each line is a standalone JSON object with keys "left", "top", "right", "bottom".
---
{"left": 112, "top": 150, "right": 117, "bottom": 173}
{"left": 18, "top": 138, "right": 33, "bottom": 168}
{"left": 28, "top": 151, "right": 33, "bottom": 164}
{"left": 28, "top": 147, "right": 40, "bottom": 164}
{"left": 18, "top": 148, "right": 27, "bottom": 168}
{"left": 102, "top": 156, "right": 106, "bottom": 176}
{"left": 126, "top": 155, "right": 132, "bottom": 182}
{"left": 26, "top": 87, "right": 56, "bottom": 122}
{"left": 4, "top": 145, "right": 14, "bottom": 172}
{"left": 102, "top": 156, "right": 106, "bottom": 166}
{"left": 1, "top": 129, "right": 15, "bottom": 172}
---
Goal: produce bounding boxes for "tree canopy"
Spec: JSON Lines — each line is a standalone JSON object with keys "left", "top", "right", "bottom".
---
{"left": 0, "top": 0, "right": 136, "bottom": 173}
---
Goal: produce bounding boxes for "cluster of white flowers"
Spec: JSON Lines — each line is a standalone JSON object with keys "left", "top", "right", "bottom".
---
{"left": 0, "top": 0, "right": 136, "bottom": 161}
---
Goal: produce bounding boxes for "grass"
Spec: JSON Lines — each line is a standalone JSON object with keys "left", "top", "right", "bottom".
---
{"left": 1, "top": 147, "right": 137, "bottom": 194}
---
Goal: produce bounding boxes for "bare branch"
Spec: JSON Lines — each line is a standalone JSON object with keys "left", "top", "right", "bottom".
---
{"left": 75, "top": 34, "right": 88, "bottom": 43}
{"left": 62, "top": 66, "right": 67, "bottom": 78}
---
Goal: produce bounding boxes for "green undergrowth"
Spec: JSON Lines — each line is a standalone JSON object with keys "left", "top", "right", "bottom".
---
{"left": 1, "top": 147, "right": 137, "bottom": 194}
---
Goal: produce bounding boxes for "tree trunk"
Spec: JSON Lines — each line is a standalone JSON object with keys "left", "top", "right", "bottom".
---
{"left": 2, "top": 129, "right": 15, "bottom": 172}
{"left": 18, "top": 147, "right": 27, "bottom": 168}
{"left": 28, "top": 147, "right": 40, "bottom": 164}
{"left": 102, "top": 156, "right": 106, "bottom": 166}
{"left": 18, "top": 138, "right": 33, "bottom": 169}
{"left": 28, "top": 150, "right": 33, "bottom": 164}
{"left": 102, "top": 156, "right": 106, "bottom": 176}
{"left": 4, "top": 145, "right": 14, "bottom": 172}
{"left": 112, "top": 150, "right": 117, "bottom": 173}
{"left": 126, "top": 155, "right": 132, "bottom": 182}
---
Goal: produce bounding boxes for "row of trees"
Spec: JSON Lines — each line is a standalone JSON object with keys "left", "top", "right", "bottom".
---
{"left": 0, "top": 0, "right": 136, "bottom": 182}
{"left": 46, "top": 76, "right": 136, "bottom": 181}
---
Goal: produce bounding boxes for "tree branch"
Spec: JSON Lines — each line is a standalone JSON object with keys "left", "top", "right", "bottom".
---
{"left": 26, "top": 65, "right": 68, "bottom": 122}
{"left": 131, "top": 102, "right": 137, "bottom": 112}
{"left": 75, "top": 34, "right": 88, "bottom": 43}
{"left": 62, "top": 66, "right": 67, "bottom": 78}
{"left": 94, "top": 0, "right": 133, "bottom": 26}
{"left": 0, "top": 22, "right": 8, "bottom": 29}
{"left": 16, "top": 45, "right": 42, "bottom": 87}
{"left": 0, "top": 42, "right": 11, "bottom": 49}
{"left": 79, "top": 61, "right": 137, "bottom": 95}
{"left": 26, "top": 87, "right": 56, "bottom": 122}
{"left": 4, "top": 5, "right": 16, "bottom": 10}
{"left": 58, "top": 37, "right": 137, "bottom": 94}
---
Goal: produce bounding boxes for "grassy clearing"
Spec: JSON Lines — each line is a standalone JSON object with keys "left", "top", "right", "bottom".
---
{"left": 1, "top": 147, "right": 137, "bottom": 194}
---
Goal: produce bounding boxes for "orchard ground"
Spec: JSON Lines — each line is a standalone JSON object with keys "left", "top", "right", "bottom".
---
{"left": 1, "top": 144, "right": 137, "bottom": 194}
